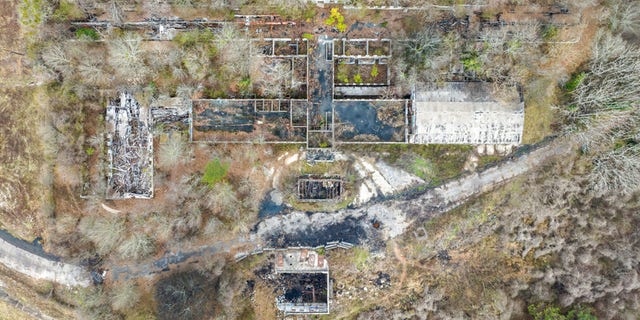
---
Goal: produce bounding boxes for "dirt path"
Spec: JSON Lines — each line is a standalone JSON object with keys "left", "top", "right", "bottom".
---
{"left": 254, "top": 137, "right": 576, "bottom": 247}
{"left": 392, "top": 242, "right": 407, "bottom": 288}
{"left": 0, "top": 231, "right": 91, "bottom": 287}
{"left": 103, "top": 137, "right": 575, "bottom": 281}
{"left": 0, "top": 134, "right": 574, "bottom": 286}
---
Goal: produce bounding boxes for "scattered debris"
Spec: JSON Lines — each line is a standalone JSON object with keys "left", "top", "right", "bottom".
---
{"left": 297, "top": 175, "right": 343, "bottom": 202}
{"left": 105, "top": 92, "right": 153, "bottom": 199}
{"left": 100, "top": 203, "right": 122, "bottom": 214}
{"left": 274, "top": 249, "right": 330, "bottom": 315}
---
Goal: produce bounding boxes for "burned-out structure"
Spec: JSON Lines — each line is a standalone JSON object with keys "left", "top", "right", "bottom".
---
{"left": 106, "top": 92, "right": 153, "bottom": 199}
{"left": 410, "top": 82, "right": 524, "bottom": 145}
{"left": 189, "top": 38, "right": 525, "bottom": 150}
{"left": 297, "top": 175, "right": 343, "bottom": 202}
{"left": 274, "top": 250, "right": 330, "bottom": 315}
{"left": 191, "top": 99, "right": 308, "bottom": 143}
{"left": 105, "top": 39, "right": 525, "bottom": 200}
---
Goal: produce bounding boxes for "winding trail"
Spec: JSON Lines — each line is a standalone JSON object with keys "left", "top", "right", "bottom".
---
{"left": 0, "top": 137, "right": 575, "bottom": 284}
{"left": 0, "top": 231, "right": 91, "bottom": 287}
{"left": 106, "top": 137, "right": 575, "bottom": 281}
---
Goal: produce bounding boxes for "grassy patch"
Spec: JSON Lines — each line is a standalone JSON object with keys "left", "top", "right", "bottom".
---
{"left": 201, "top": 158, "right": 230, "bottom": 187}
{"left": 0, "top": 264, "right": 76, "bottom": 319}
{"left": 0, "top": 300, "right": 35, "bottom": 320}
{"left": 342, "top": 144, "right": 471, "bottom": 185}
{"left": 0, "top": 86, "right": 46, "bottom": 239}
{"left": 18, "top": 0, "right": 47, "bottom": 37}
{"left": 477, "top": 155, "right": 502, "bottom": 168}
{"left": 522, "top": 77, "right": 557, "bottom": 144}
{"left": 173, "top": 29, "right": 216, "bottom": 49}
{"left": 52, "top": 0, "right": 83, "bottom": 22}
{"left": 75, "top": 27, "right": 99, "bottom": 40}
{"left": 409, "top": 155, "right": 436, "bottom": 180}
{"left": 351, "top": 247, "right": 370, "bottom": 271}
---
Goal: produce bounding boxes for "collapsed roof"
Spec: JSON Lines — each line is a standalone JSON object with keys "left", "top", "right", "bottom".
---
{"left": 106, "top": 92, "right": 153, "bottom": 199}
{"left": 410, "top": 82, "right": 524, "bottom": 145}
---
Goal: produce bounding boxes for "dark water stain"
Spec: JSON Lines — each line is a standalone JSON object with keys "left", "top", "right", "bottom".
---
{"left": 258, "top": 190, "right": 287, "bottom": 219}
{"left": 265, "top": 216, "right": 383, "bottom": 248}
{"left": 334, "top": 101, "right": 400, "bottom": 141}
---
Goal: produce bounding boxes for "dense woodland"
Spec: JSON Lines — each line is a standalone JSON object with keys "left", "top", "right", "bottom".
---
{"left": 0, "top": 0, "right": 639, "bottom": 319}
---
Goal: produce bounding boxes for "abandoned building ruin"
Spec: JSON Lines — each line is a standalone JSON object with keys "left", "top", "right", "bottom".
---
{"left": 410, "top": 82, "right": 524, "bottom": 144}
{"left": 297, "top": 175, "right": 343, "bottom": 202}
{"left": 105, "top": 92, "right": 153, "bottom": 199}
{"left": 274, "top": 250, "right": 330, "bottom": 315}
{"left": 189, "top": 37, "right": 524, "bottom": 151}
{"left": 105, "top": 36, "right": 525, "bottom": 200}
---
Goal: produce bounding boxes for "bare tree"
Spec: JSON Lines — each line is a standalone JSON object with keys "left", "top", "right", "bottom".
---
{"left": 609, "top": 0, "right": 640, "bottom": 37}
{"left": 78, "top": 57, "right": 109, "bottom": 86}
{"left": 171, "top": 206, "right": 202, "bottom": 240}
{"left": 118, "top": 233, "right": 155, "bottom": 259}
{"left": 569, "top": 31, "right": 640, "bottom": 119}
{"left": 110, "top": 281, "right": 141, "bottom": 311}
{"left": 257, "top": 60, "right": 293, "bottom": 98}
{"left": 78, "top": 216, "right": 126, "bottom": 255}
{"left": 206, "top": 182, "right": 240, "bottom": 219}
{"left": 215, "top": 24, "right": 261, "bottom": 80}
{"left": 42, "top": 43, "right": 73, "bottom": 77}
{"left": 158, "top": 133, "right": 191, "bottom": 171}
{"left": 108, "top": 33, "right": 148, "bottom": 84}
{"left": 588, "top": 145, "right": 640, "bottom": 196}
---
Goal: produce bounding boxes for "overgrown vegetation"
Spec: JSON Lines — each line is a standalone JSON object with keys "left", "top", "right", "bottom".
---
{"left": 6, "top": 0, "right": 639, "bottom": 319}
{"left": 325, "top": 7, "right": 347, "bottom": 33}
{"left": 201, "top": 158, "right": 230, "bottom": 187}
{"left": 528, "top": 304, "right": 597, "bottom": 320}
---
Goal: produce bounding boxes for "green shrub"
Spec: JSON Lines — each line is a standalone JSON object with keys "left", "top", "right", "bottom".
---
{"left": 528, "top": 303, "right": 597, "bottom": 320}
{"left": 201, "top": 158, "right": 229, "bottom": 187}
{"left": 353, "top": 74, "right": 363, "bottom": 83}
{"left": 85, "top": 146, "right": 95, "bottom": 156}
{"left": 75, "top": 27, "right": 99, "bottom": 40}
{"left": 462, "top": 51, "right": 482, "bottom": 73}
{"left": 173, "top": 29, "right": 215, "bottom": 48}
{"left": 52, "top": 0, "right": 83, "bottom": 21}
{"left": 302, "top": 33, "right": 314, "bottom": 40}
{"left": 565, "top": 72, "right": 585, "bottom": 92}
{"left": 237, "top": 77, "right": 252, "bottom": 94}
{"left": 325, "top": 8, "right": 347, "bottom": 33}
{"left": 542, "top": 25, "right": 559, "bottom": 41}
{"left": 370, "top": 64, "right": 379, "bottom": 78}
